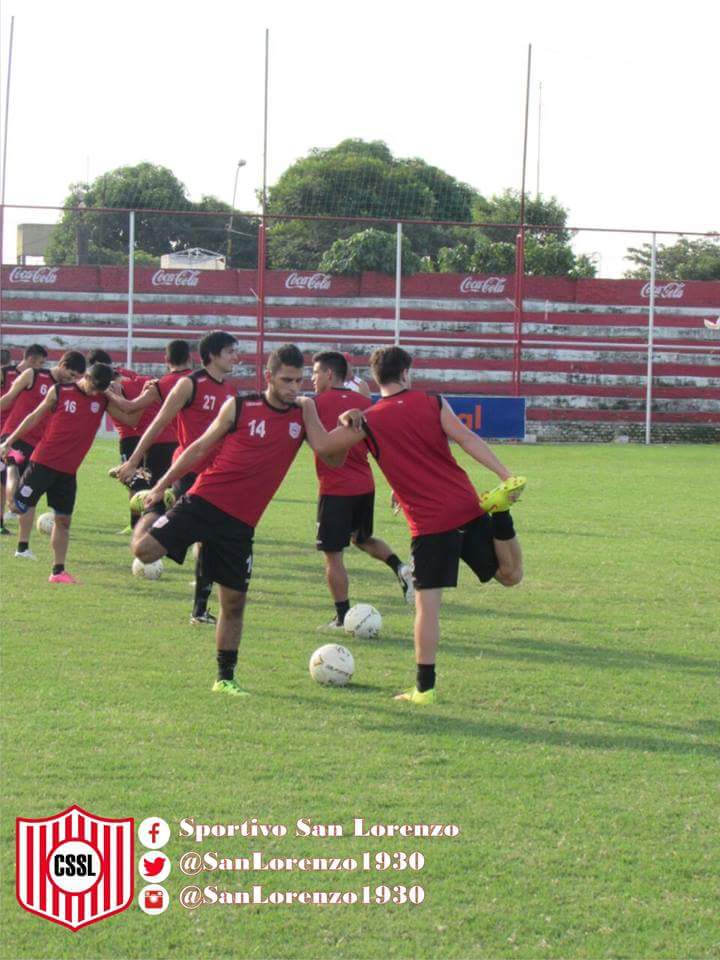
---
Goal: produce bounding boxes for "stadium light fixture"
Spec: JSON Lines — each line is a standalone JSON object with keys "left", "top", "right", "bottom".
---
{"left": 226, "top": 159, "right": 247, "bottom": 265}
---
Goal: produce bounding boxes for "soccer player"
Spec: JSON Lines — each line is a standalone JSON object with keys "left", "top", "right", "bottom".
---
{"left": 311, "top": 350, "right": 414, "bottom": 628}
{"left": 2, "top": 345, "right": 46, "bottom": 532}
{"left": 114, "top": 332, "right": 237, "bottom": 624}
{"left": 298, "top": 345, "right": 526, "bottom": 705}
{"left": 0, "top": 363, "right": 140, "bottom": 580}
{"left": 131, "top": 344, "right": 343, "bottom": 697}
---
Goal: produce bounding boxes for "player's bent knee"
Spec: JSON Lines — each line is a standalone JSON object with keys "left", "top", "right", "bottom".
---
{"left": 221, "top": 592, "right": 247, "bottom": 619}
{"left": 53, "top": 514, "right": 72, "bottom": 528}
{"left": 496, "top": 565, "right": 523, "bottom": 587}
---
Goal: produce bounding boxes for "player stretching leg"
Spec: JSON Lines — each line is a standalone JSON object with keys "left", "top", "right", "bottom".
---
{"left": 0, "top": 363, "right": 140, "bottom": 581}
{"left": 299, "top": 346, "right": 526, "bottom": 705}
{"left": 130, "top": 345, "right": 344, "bottom": 697}
{"left": 311, "top": 351, "right": 413, "bottom": 629}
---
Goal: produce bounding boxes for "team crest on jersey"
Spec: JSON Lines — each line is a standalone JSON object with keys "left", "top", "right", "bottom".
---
{"left": 289, "top": 422, "right": 302, "bottom": 439}
{"left": 16, "top": 805, "right": 134, "bottom": 931}
{"left": 90, "top": 402, "right": 100, "bottom": 413}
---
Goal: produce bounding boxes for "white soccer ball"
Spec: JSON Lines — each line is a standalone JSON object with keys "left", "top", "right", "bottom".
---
{"left": 309, "top": 643, "right": 355, "bottom": 686}
{"left": 36, "top": 512, "right": 55, "bottom": 535}
{"left": 343, "top": 603, "right": 382, "bottom": 639}
{"left": 132, "top": 557, "right": 164, "bottom": 580}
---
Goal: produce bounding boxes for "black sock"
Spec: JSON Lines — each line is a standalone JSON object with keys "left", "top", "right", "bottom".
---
{"left": 334, "top": 600, "right": 350, "bottom": 624}
{"left": 385, "top": 553, "right": 402, "bottom": 575}
{"left": 416, "top": 663, "right": 436, "bottom": 693}
{"left": 193, "top": 547, "right": 213, "bottom": 617}
{"left": 52, "top": 564, "right": 65, "bottom": 575}
{"left": 18, "top": 541, "right": 29, "bottom": 552}
{"left": 217, "top": 649, "right": 238, "bottom": 682}
{"left": 491, "top": 511, "right": 515, "bottom": 541}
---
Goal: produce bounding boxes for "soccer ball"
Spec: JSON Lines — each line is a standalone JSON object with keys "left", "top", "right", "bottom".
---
{"left": 36, "top": 512, "right": 55, "bottom": 535}
{"left": 344, "top": 603, "right": 382, "bottom": 639}
{"left": 309, "top": 643, "right": 355, "bottom": 686}
{"left": 132, "top": 557, "right": 164, "bottom": 580}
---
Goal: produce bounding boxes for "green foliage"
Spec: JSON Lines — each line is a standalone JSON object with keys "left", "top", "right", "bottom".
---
{"left": 624, "top": 236, "right": 720, "bottom": 280}
{"left": 45, "top": 164, "right": 258, "bottom": 268}
{"left": 318, "top": 228, "right": 422, "bottom": 275}
{"left": 436, "top": 232, "right": 596, "bottom": 278}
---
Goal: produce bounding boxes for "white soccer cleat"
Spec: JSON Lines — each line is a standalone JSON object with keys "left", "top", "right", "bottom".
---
{"left": 318, "top": 617, "right": 346, "bottom": 632}
{"left": 15, "top": 548, "right": 38, "bottom": 561}
{"left": 398, "top": 564, "right": 415, "bottom": 605}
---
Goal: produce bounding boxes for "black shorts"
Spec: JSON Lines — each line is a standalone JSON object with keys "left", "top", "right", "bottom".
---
{"left": 172, "top": 472, "right": 197, "bottom": 500}
{"left": 316, "top": 492, "right": 374, "bottom": 552}
{"left": 411, "top": 514, "right": 499, "bottom": 590}
{"left": 145, "top": 442, "right": 178, "bottom": 486}
{"left": 119, "top": 435, "right": 140, "bottom": 461}
{"left": 1, "top": 436, "right": 34, "bottom": 482}
{"left": 148, "top": 494, "right": 254, "bottom": 593}
{"left": 14, "top": 461, "right": 77, "bottom": 517}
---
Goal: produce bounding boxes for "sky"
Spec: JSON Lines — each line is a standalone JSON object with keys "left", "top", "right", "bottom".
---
{"left": 1, "top": 0, "right": 718, "bottom": 276}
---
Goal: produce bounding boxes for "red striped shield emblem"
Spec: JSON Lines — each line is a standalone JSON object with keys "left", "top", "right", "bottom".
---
{"left": 16, "top": 805, "right": 134, "bottom": 931}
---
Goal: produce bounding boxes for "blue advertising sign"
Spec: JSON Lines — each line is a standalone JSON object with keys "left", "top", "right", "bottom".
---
{"left": 445, "top": 395, "right": 526, "bottom": 440}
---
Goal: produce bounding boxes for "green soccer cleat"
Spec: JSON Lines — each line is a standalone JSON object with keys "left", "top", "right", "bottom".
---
{"left": 212, "top": 678, "right": 250, "bottom": 698}
{"left": 479, "top": 475, "right": 526, "bottom": 514}
{"left": 394, "top": 686, "right": 437, "bottom": 705}
{"left": 164, "top": 488, "right": 176, "bottom": 510}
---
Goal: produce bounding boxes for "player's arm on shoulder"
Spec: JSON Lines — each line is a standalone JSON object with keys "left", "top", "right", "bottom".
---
{"left": 0, "top": 367, "right": 32, "bottom": 410}
{"left": 106, "top": 394, "right": 142, "bottom": 427}
{"left": 117, "top": 377, "right": 192, "bottom": 479}
{"left": 0, "top": 386, "right": 56, "bottom": 457}
{"left": 439, "top": 397, "right": 512, "bottom": 481}
{"left": 297, "top": 396, "right": 364, "bottom": 466}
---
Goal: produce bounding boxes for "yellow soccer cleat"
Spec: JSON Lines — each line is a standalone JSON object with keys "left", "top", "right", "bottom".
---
{"left": 394, "top": 686, "right": 437, "bottom": 705}
{"left": 479, "top": 475, "right": 526, "bottom": 514}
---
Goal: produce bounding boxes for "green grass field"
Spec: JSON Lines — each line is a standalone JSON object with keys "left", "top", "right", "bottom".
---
{"left": 1, "top": 441, "right": 718, "bottom": 960}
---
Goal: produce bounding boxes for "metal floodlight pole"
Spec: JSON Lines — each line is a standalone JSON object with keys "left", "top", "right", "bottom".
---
{"left": 126, "top": 210, "right": 135, "bottom": 368}
{"left": 644, "top": 233, "right": 657, "bottom": 445}
{"left": 256, "top": 28, "right": 270, "bottom": 391}
{"left": 535, "top": 80, "right": 542, "bottom": 200}
{"left": 513, "top": 43, "right": 532, "bottom": 396}
{"left": 394, "top": 222, "right": 402, "bottom": 345}
{"left": 226, "top": 159, "right": 247, "bottom": 265}
{"left": 0, "top": 16, "right": 15, "bottom": 353}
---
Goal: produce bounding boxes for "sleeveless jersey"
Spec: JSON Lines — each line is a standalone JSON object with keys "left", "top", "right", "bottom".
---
{"left": 190, "top": 394, "right": 305, "bottom": 528}
{"left": 111, "top": 375, "right": 154, "bottom": 440}
{"left": 172, "top": 369, "right": 236, "bottom": 476}
{"left": 2, "top": 369, "right": 57, "bottom": 447}
{"left": 0, "top": 364, "right": 20, "bottom": 432}
{"left": 314, "top": 388, "right": 373, "bottom": 496}
{"left": 31, "top": 383, "right": 108, "bottom": 475}
{"left": 362, "top": 390, "right": 483, "bottom": 537}
{"left": 153, "top": 367, "right": 192, "bottom": 444}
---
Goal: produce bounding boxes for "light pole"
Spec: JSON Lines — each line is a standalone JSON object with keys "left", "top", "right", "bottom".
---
{"left": 226, "top": 159, "right": 247, "bottom": 266}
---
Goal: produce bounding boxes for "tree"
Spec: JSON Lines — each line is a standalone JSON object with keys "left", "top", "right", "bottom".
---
{"left": 45, "top": 163, "right": 258, "bottom": 267}
{"left": 265, "top": 139, "right": 477, "bottom": 269}
{"left": 436, "top": 231, "right": 595, "bottom": 278}
{"left": 318, "top": 228, "right": 422, "bottom": 275}
{"left": 623, "top": 237, "right": 720, "bottom": 280}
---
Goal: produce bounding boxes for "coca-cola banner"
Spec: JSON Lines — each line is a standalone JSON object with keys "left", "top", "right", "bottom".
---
{"left": 265, "top": 272, "right": 360, "bottom": 297}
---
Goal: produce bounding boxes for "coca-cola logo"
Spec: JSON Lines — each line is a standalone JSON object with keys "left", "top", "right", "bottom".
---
{"left": 640, "top": 281, "right": 686, "bottom": 300}
{"left": 459, "top": 275, "right": 507, "bottom": 294}
{"left": 151, "top": 269, "right": 201, "bottom": 287}
{"left": 285, "top": 272, "right": 332, "bottom": 291}
{"left": 8, "top": 266, "right": 59, "bottom": 285}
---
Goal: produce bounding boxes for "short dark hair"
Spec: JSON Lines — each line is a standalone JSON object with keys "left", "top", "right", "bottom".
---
{"left": 59, "top": 350, "right": 87, "bottom": 375}
{"left": 312, "top": 350, "right": 347, "bottom": 383}
{"left": 24, "top": 343, "right": 48, "bottom": 360}
{"left": 166, "top": 339, "right": 191, "bottom": 367}
{"left": 369, "top": 346, "right": 413, "bottom": 385}
{"left": 0, "top": 348, "right": 10, "bottom": 366}
{"left": 87, "top": 362, "right": 113, "bottom": 392}
{"left": 267, "top": 344, "right": 304, "bottom": 375}
{"left": 198, "top": 331, "right": 237, "bottom": 366}
{"left": 87, "top": 348, "right": 113, "bottom": 365}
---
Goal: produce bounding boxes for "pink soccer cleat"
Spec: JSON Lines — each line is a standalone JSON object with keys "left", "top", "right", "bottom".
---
{"left": 48, "top": 571, "right": 78, "bottom": 584}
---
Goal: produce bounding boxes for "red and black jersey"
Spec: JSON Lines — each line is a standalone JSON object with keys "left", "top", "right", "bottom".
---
{"left": 153, "top": 367, "right": 191, "bottom": 444}
{"left": 190, "top": 393, "right": 305, "bottom": 528}
{"left": 172, "top": 369, "right": 236, "bottom": 476}
{"left": 362, "top": 390, "right": 483, "bottom": 537}
{"left": 31, "top": 383, "right": 108, "bottom": 475}
{"left": 314, "top": 388, "right": 373, "bottom": 496}
{"left": 2, "top": 369, "right": 57, "bottom": 447}
{"left": 0, "top": 364, "right": 21, "bottom": 431}
{"left": 111, "top": 375, "right": 155, "bottom": 440}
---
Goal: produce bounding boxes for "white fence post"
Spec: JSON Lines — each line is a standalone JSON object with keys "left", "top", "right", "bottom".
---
{"left": 126, "top": 210, "right": 135, "bottom": 369}
{"left": 644, "top": 232, "right": 657, "bottom": 445}
{"left": 394, "top": 222, "right": 402, "bottom": 345}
